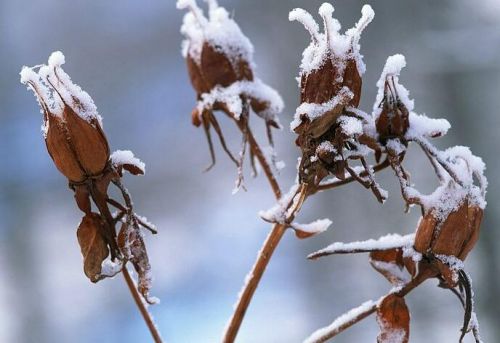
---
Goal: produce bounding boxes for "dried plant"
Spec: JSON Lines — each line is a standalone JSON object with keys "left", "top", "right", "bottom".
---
{"left": 20, "top": 52, "right": 163, "bottom": 343}
{"left": 179, "top": 2, "right": 488, "bottom": 343}
{"left": 177, "top": 0, "right": 284, "bottom": 195}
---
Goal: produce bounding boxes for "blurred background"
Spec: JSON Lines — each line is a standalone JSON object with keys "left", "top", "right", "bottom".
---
{"left": 0, "top": 0, "right": 499, "bottom": 342}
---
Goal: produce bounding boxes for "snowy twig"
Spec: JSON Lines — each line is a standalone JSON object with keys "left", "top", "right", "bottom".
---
{"left": 122, "top": 268, "right": 163, "bottom": 343}
{"left": 305, "top": 265, "right": 438, "bottom": 343}
{"left": 223, "top": 184, "right": 309, "bottom": 343}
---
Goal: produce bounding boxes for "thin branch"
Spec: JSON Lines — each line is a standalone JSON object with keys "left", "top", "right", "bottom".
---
{"left": 122, "top": 267, "right": 163, "bottom": 343}
{"left": 222, "top": 185, "right": 308, "bottom": 343}
{"left": 313, "top": 158, "right": 390, "bottom": 193}
{"left": 307, "top": 266, "right": 438, "bottom": 343}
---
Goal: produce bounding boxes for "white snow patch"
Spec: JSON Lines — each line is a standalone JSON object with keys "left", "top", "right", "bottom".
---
{"left": 110, "top": 150, "right": 146, "bottom": 174}
{"left": 303, "top": 300, "right": 376, "bottom": 343}
{"left": 310, "top": 233, "right": 415, "bottom": 257}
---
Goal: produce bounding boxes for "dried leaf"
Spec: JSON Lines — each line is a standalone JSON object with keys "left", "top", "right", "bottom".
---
{"left": 74, "top": 185, "right": 91, "bottom": 214}
{"left": 118, "top": 221, "right": 155, "bottom": 304}
{"left": 377, "top": 294, "right": 410, "bottom": 343}
{"left": 370, "top": 248, "right": 408, "bottom": 285}
{"left": 77, "top": 213, "right": 110, "bottom": 282}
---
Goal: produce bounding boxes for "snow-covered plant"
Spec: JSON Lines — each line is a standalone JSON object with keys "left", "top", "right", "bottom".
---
{"left": 177, "top": 0, "right": 284, "bottom": 194}
{"left": 20, "top": 52, "right": 162, "bottom": 343}
{"left": 177, "top": 2, "right": 488, "bottom": 343}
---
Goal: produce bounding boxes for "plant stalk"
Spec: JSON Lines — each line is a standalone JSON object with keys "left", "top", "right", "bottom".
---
{"left": 122, "top": 267, "right": 163, "bottom": 343}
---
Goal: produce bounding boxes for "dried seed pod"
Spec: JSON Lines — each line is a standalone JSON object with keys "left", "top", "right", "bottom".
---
{"left": 290, "top": 3, "right": 373, "bottom": 110}
{"left": 20, "top": 51, "right": 109, "bottom": 183}
{"left": 413, "top": 199, "right": 483, "bottom": 287}
{"left": 178, "top": 0, "right": 282, "bottom": 126}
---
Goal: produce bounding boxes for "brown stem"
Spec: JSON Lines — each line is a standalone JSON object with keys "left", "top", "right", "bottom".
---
{"left": 231, "top": 100, "right": 282, "bottom": 199}
{"left": 223, "top": 185, "right": 308, "bottom": 343}
{"left": 307, "top": 266, "right": 437, "bottom": 343}
{"left": 122, "top": 267, "right": 163, "bottom": 343}
{"left": 312, "top": 158, "right": 390, "bottom": 194}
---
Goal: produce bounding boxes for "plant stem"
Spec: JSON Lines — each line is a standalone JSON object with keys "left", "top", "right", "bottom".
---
{"left": 234, "top": 117, "right": 282, "bottom": 199}
{"left": 122, "top": 267, "right": 163, "bottom": 343}
{"left": 223, "top": 185, "right": 308, "bottom": 343}
{"left": 307, "top": 266, "right": 438, "bottom": 343}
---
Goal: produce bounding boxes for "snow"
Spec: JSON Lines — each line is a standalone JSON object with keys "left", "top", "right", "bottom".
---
{"left": 370, "top": 260, "right": 411, "bottom": 284}
{"left": 406, "top": 112, "right": 450, "bottom": 138}
{"left": 178, "top": 0, "right": 254, "bottom": 66}
{"left": 195, "top": 79, "right": 283, "bottom": 125}
{"left": 435, "top": 254, "right": 464, "bottom": 270}
{"left": 309, "top": 233, "right": 415, "bottom": 258}
{"left": 259, "top": 183, "right": 300, "bottom": 224}
{"left": 291, "top": 218, "right": 332, "bottom": 236}
{"left": 339, "top": 115, "right": 363, "bottom": 136}
{"left": 290, "top": 3, "right": 374, "bottom": 76}
{"left": 303, "top": 300, "right": 376, "bottom": 343}
{"left": 100, "top": 259, "right": 123, "bottom": 278}
{"left": 20, "top": 51, "right": 103, "bottom": 135}
{"left": 290, "top": 86, "right": 353, "bottom": 131}
{"left": 386, "top": 139, "right": 406, "bottom": 156}
{"left": 373, "top": 54, "right": 414, "bottom": 120}
{"left": 110, "top": 150, "right": 146, "bottom": 174}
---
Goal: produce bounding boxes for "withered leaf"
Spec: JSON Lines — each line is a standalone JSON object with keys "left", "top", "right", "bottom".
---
{"left": 77, "top": 213, "right": 110, "bottom": 283}
{"left": 74, "top": 185, "right": 91, "bottom": 214}
{"left": 377, "top": 294, "right": 410, "bottom": 343}
{"left": 370, "top": 248, "right": 407, "bottom": 285}
{"left": 118, "top": 221, "right": 155, "bottom": 304}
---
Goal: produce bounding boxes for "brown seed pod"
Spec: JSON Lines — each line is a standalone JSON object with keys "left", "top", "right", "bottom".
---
{"left": 413, "top": 199, "right": 483, "bottom": 287}
{"left": 375, "top": 77, "right": 410, "bottom": 145}
{"left": 21, "top": 52, "right": 109, "bottom": 183}
{"left": 291, "top": 3, "right": 373, "bottom": 111}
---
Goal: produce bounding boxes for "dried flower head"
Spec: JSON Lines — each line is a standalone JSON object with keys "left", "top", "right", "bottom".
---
{"left": 178, "top": 0, "right": 284, "bottom": 185}
{"left": 20, "top": 51, "right": 109, "bottom": 183}
{"left": 21, "top": 52, "right": 157, "bottom": 303}
{"left": 288, "top": 3, "right": 385, "bottom": 202}
{"left": 374, "top": 55, "right": 410, "bottom": 146}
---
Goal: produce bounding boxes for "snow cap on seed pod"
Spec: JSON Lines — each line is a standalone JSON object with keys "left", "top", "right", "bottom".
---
{"left": 20, "top": 51, "right": 109, "bottom": 183}
{"left": 289, "top": 3, "right": 374, "bottom": 136}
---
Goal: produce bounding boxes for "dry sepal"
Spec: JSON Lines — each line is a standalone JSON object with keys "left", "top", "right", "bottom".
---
{"left": 21, "top": 52, "right": 157, "bottom": 303}
{"left": 177, "top": 0, "right": 284, "bottom": 190}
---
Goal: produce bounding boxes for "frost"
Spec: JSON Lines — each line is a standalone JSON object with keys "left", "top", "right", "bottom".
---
{"left": 303, "top": 300, "right": 376, "bottom": 343}
{"left": 111, "top": 150, "right": 146, "bottom": 174}
{"left": 290, "top": 3, "right": 374, "bottom": 76}
{"left": 20, "top": 51, "right": 103, "bottom": 136}
{"left": 310, "top": 233, "right": 415, "bottom": 258}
